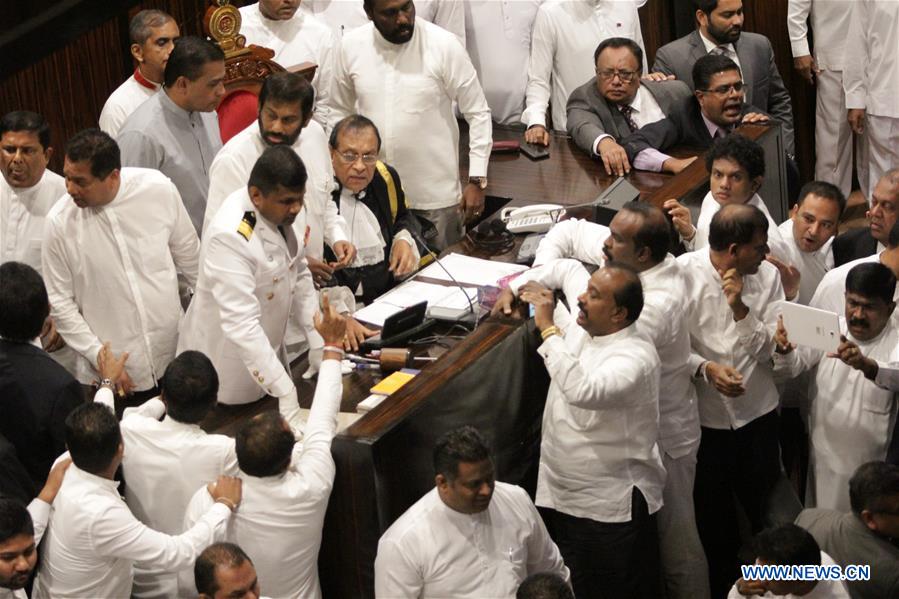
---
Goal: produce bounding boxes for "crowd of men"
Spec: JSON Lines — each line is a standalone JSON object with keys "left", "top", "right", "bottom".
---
{"left": 1, "top": 0, "right": 898, "bottom": 598}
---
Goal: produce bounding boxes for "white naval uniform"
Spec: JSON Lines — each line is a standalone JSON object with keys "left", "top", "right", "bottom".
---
{"left": 787, "top": 0, "right": 856, "bottom": 197}
{"left": 774, "top": 319, "right": 899, "bottom": 511}
{"left": 178, "top": 187, "right": 319, "bottom": 405}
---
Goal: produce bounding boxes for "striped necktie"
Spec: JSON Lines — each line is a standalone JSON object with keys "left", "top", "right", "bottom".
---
{"left": 619, "top": 104, "right": 639, "bottom": 133}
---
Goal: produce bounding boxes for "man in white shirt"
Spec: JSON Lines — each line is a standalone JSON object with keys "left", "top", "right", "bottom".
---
{"left": 843, "top": 0, "right": 899, "bottom": 199}
{"left": 776, "top": 263, "right": 899, "bottom": 512}
{"left": 238, "top": 1, "right": 335, "bottom": 128}
{"left": 501, "top": 202, "right": 709, "bottom": 599}
{"left": 464, "top": 0, "right": 543, "bottom": 126}
{"left": 375, "top": 426, "right": 569, "bottom": 598}
{"left": 511, "top": 262, "right": 664, "bottom": 598}
{"left": 182, "top": 305, "right": 345, "bottom": 599}
{"left": 523, "top": 0, "right": 646, "bottom": 143}
{"left": 329, "top": 0, "right": 492, "bottom": 250}
{"left": 831, "top": 169, "right": 899, "bottom": 267}
{"left": 117, "top": 36, "right": 225, "bottom": 233}
{"left": 178, "top": 146, "right": 317, "bottom": 409}
{"left": 42, "top": 129, "right": 200, "bottom": 397}
{"left": 303, "top": 0, "right": 466, "bottom": 44}
{"left": 727, "top": 524, "right": 849, "bottom": 599}
{"left": 90, "top": 350, "right": 238, "bottom": 598}
{"left": 778, "top": 181, "right": 844, "bottom": 306}
{"left": 677, "top": 204, "right": 787, "bottom": 597}
{"left": 566, "top": 37, "right": 692, "bottom": 176}
{"left": 98, "top": 10, "right": 179, "bottom": 137}
{"left": 194, "top": 542, "right": 272, "bottom": 599}
{"left": 32, "top": 402, "right": 243, "bottom": 599}
{"left": 0, "top": 460, "right": 69, "bottom": 599}
{"left": 787, "top": 0, "right": 856, "bottom": 198}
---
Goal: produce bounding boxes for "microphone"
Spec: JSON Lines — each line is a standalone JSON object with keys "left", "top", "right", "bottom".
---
{"left": 407, "top": 228, "right": 479, "bottom": 328}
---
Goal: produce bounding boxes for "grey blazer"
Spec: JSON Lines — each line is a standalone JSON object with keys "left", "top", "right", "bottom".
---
{"left": 566, "top": 79, "right": 693, "bottom": 155}
{"left": 652, "top": 30, "right": 794, "bottom": 154}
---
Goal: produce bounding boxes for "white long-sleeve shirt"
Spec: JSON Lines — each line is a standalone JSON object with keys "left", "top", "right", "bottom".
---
{"left": 532, "top": 220, "right": 700, "bottom": 459}
{"left": 777, "top": 219, "right": 834, "bottom": 306}
{"left": 690, "top": 191, "right": 793, "bottom": 266}
{"left": 238, "top": 4, "right": 335, "bottom": 128}
{"left": 31, "top": 464, "right": 230, "bottom": 599}
{"left": 774, "top": 319, "right": 899, "bottom": 510}
{"left": 99, "top": 71, "right": 160, "bottom": 137}
{"left": 203, "top": 120, "right": 347, "bottom": 259}
{"left": 464, "top": 0, "right": 544, "bottom": 125}
{"left": 91, "top": 388, "right": 238, "bottom": 598}
{"left": 678, "top": 249, "right": 785, "bottom": 429}
{"left": 0, "top": 169, "right": 65, "bottom": 272}
{"left": 302, "top": 0, "right": 467, "bottom": 45}
{"left": 181, "top": 359, "right": 343, "bottom": 599}
{"left": 809, "top": 253, "right": 894, "bottom": 315}
{"left": 511, "top": 258, "right": 665, "bottom": 522}
{"left": 843, "top": 0, "right": 899, "bottom": 118}
{"left": 787, "top": 0, "right": 854, "bottom": 70}
{"left": 374, "top": 482, "right": 569, "bottom": 599}
{"left": 41, "top": 168, "right": 200, "bottom": 390}
{"left": 523, "top": 0, "right": 646, "bottom": 131}
{"left": 329, "top": 18, "right": 492, "bottom": 211}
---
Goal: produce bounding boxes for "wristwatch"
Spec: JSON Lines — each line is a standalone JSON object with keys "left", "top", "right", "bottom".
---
{"left": 468, "top": 176, "right": 488, "bottom": 190}
{"left": 98, "top": 378, "right": 114, "bottom": 391}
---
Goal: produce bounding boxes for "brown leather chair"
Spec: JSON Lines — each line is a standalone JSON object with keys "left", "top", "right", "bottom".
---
{"left": 204, "top": 0, "right": 317, "bottom": 142}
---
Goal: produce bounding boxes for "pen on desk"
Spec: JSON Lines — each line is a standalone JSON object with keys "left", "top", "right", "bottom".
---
{"left": 346, "top": 354, "right": 379, "bottom": 364}
{"left": 352, "top": 363, "right": 381, "bottom": 371}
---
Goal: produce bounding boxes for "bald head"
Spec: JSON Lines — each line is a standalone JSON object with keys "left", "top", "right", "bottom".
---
{"left": 709, "top": 204, "right": 769, "bottom": 274}
{"left": 868, "top": 169, "right": 899, "bottom": 245}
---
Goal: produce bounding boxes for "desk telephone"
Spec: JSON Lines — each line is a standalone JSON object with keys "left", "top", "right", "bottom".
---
{"left": 499, "top": 203, "right": 565, "bottom": 234}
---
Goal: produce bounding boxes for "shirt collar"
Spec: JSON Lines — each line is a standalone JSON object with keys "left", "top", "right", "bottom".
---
{"left": 700, "top": 111, "right": 730, "bottom": 139}
{"left": 372, "top": 19, "right": 417, "bottom": 51}
{"left": 70, "top": 463, "right": 121, "bottom": 492}
{"left": 159, "top": 89, "right": 195, "bottom": 123}
{"left": 699, "top": 30, "right": 736, "bottom": 57}
{"left": 133, "top": 67, "right": 160, "bottom": 91}
{"left": 588, "top": 321, "right": 640, "bottom": 348}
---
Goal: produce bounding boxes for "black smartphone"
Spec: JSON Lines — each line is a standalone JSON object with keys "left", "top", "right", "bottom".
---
{"left": 520, "top": 141, "right": 550, "bottom": 161}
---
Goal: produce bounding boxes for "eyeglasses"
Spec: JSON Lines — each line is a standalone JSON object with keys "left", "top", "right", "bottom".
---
{"left": 596, "top": 69, "right": 638, "bottom": 83}
{"left": 336, "top": 151, "right": 378, "bottom": 165}
{"left": 701, "top": 81, "right": 745, "bottom": 95}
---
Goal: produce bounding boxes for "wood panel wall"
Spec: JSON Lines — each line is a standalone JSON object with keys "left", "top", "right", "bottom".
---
{"left": 2, "top": 0, "right": 815, "bottom": 182}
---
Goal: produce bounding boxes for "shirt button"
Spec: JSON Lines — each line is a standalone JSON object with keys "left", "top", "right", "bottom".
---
{"left": 258, "top": 376, "right": 265, "bottom": 383}
{"left": 252, "top": 370, "right": 259, "bottom": 377}
{"left": 268, "top": 255, "right": 274, "bottom": 262}
{"left": 267, "top": 292, "right": 275, "bottom": 300}
{"left": 273, "top": 276, "right": 280, "bottom": 283}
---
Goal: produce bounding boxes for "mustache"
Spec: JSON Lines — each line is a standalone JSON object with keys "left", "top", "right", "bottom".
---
{"left": 849, "top": 318, "right": 868, "bottom": 327}
{"left": 577, "top": 302, "right": 586, "bottom": 314}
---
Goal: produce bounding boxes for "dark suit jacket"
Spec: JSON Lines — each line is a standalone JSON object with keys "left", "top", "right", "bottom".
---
{"left": 620, "top": 94, "right": 765, "bottom": 163}
{"left": 0, "top": 340, "right": 83, "bottom": 489}
{"left": 566, "top": 78, "right": 693, "bottom": 154}
{"left": 652, "top": 30, "right": 794, "bottom": 154}
{"left": 832, "top": 227, "right": 878, "bottom": 267}
{"left": 326, "top": 162, "right": 424, "bottom": 303}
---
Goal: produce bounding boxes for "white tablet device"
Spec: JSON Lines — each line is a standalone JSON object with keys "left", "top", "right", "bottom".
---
{"left": 780, "top": 302, "right": 841, "bottom": 352}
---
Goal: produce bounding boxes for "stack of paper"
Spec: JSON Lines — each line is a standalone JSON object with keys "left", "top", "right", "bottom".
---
{"left": 354, "top": 280, "right": 477, "bottom": 326}
{"left": 416, "top": 253, "right": 528, "bottom": 287}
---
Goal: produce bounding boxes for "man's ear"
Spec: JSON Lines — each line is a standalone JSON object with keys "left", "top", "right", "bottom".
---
{"left": 248, "top": 185, "right": 263, "bottom": 208}
{"left": 435, "top": 473, "right": 448, "bottom": 489}
{"left": 130, "top": 43, "right": 143, "bottom": 63}
{"left": 301, "top": 113, "right": 313, "bottom": 129}
{"left": 859, "top": 509, "right": 878, "bottom": 532}
{"left": 695, "top": 9, "right": 708, "bottom": 31}
{"left": 611, "top": 304, "right": 628, "bottom": 325}
{"left": 750, "top": 175, "right": 764, "bottom": 195}
{"left": 887, "top": 301, "right": 896, "bottom": 318}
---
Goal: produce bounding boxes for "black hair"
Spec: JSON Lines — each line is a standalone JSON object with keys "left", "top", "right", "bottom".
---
{"left": 258, "top": 72, "right": 315, "bottom": 122}
{"left": 694, "top": 0, "right": 720, "bottom": 14}
{"left": 0, "top": 111, "right": 50, "bottom": 150}
{"left": 163, "top": 36, "right": 224, "bottom": 88}
{"left": 65, "top": 128, "right": 120, "bottom": 179}
{"left": 620, "top": 201, "right": 671, "bottom": 263}
{"left": 433, "top": 426, "right": 492, "bottom": 482}
{"left": 705, "top": 134, "right": 765, "bottom": 181}
{"left": 65, "top": 403, "right": 121, "bottom": 475}
{"left": 517, "top": 572, "right": 575, "bottom": 599}
{"left": 329, "top": 114, "right": 383, "bottom": 152}
{"left": 845, "top": 262, "right": 897, "bottom": 306}
{"left": 708, "top": 204, "right": 768, "bottom": 252}
{"left": 195, "top": 542, "right": 254, "bottom": 597}
{"left": 129, "top": 9, "right": 174, "bottom": 45}
{"left": 0, "top": 498, "right": 34, "bottom": 544}
{"left": 692, "top": 53, "right": 741, "bottom": 91}
{"left": 0, "top": 262, "right": 50, "bottom": 342}
{"left": 849, "top": 461, "right": 899, "bottom": 515}
{"left": 248, "top": 145, "right": 307, "bottom": 194}
{"left": 160, "top": 351, "right": 219, "bottom": 424}
{"left": 605, "top": 263, "right": 644, "bottom": 323}
{"left": 752, "top": 524, "right": 821, "bottom": 567}
{"left": 593, "top": 37, "right": 643, "bottom": 72}
{"left": 796, "top": 180, "right": 846, "bottom": 216}
{"left": 235, "top": 411, "right": 295, "bottom": 477}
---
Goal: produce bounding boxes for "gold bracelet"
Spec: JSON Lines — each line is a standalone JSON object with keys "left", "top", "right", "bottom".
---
{"left": 540, "top": 326, "right": 561, "bottom": 341}
{"left": 215, "top": 497, "right": 236, "bottom": 511}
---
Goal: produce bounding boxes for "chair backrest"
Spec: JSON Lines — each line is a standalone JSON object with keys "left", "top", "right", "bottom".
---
{"left": 203, "top": 0, "right": 316, "bottom": 142}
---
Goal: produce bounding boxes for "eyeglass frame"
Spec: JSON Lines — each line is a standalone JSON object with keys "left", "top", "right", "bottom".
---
{"left": 595, "top": 68, "right": 639, "bottom": 83}
{"left": 336, "top": 151, "right": 379, "bottom": 166}
{"left": 699, "top": 81, "right": 746, "bottom": 96}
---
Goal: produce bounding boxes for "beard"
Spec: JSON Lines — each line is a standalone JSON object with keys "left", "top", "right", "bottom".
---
{"left": 707, "top": 20, "right": 741, "bottom": 45}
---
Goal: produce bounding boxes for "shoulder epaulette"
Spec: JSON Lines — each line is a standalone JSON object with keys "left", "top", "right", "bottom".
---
{"left": 237, "top": 211, "right": 256, "bottom": 241}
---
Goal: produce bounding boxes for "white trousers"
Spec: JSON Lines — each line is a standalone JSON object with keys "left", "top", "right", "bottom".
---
{"left": 657, "top": 450, "right": 711, "bottom": 599}
{"left": 864, "top": 114, "right": 899, "bottom": 197}
{"left": 814, "top": 70, "right": 854, "bottom": 198}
